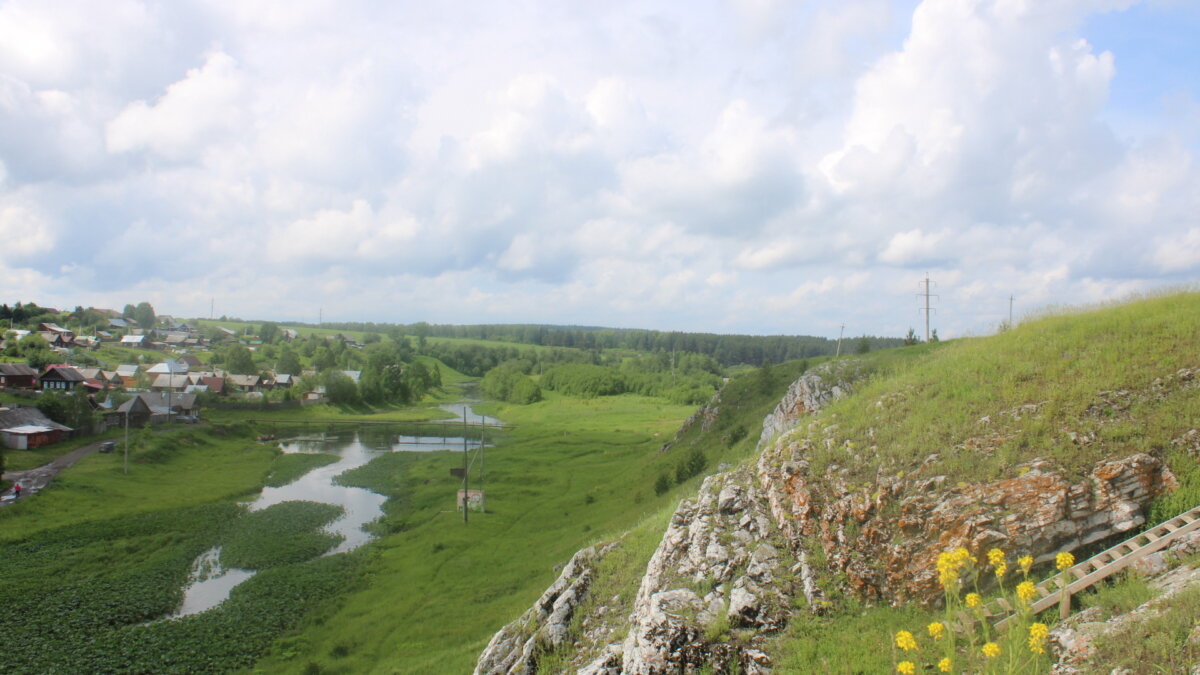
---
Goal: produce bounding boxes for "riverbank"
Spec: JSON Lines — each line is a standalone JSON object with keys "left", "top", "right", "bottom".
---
{"left": 252, "top": 393, "right": 698, "bottom": 673}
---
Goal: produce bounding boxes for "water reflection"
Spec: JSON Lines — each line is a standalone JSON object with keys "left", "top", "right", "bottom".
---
{"left": 172, "top": 416, "right": 492, "bottom": 617}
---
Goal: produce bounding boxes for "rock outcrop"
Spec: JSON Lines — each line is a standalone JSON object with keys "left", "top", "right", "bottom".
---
{"left": 758, "top": 439, "right": 1177, "bottom": 603}
{"left": 613, "top": 471, "right": 793, "bottom": 674}
{"left": 758, "top": 362, "right": 853, "bottom": 448}
{"left": 475, "top": 544, "right": 616, "bottom": 675}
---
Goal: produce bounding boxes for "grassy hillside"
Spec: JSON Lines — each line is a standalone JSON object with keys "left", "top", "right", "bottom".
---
{"left": 758, "top": 291, "right": 1200, "bottom": 672}
{"left": 799, "top": 291, "right": 1200, "bottom": 489}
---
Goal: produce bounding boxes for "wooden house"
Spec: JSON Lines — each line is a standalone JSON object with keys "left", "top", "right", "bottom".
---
{"left": 40, "top": 365, "right": 86, "bottom": 391}
{"left": 0, "top": 363, "right": 39, "bottom": 389}
{"left": 0, "top": 406, "right": 72, "bottom": 449}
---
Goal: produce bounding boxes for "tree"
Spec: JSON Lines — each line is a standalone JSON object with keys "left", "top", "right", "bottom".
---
{"left": 133, "top": 302, "right": 156, "bottom": 329}
{"left": 904, "top": 328, "right": 920, "bottom": 346}
{"left": 259, "top": 322, "right": 279, "bottom": 344}
{"left": 323, "top": 370, "right": 359, "bottom": 405}
{"left": 856, "top": 337, "right": 871, "bottom": 354}
{"left": 930, "top": 329, "right": 940, "bottom": 343}
{"left": 223, "top": 344, "right": 257, "bottom": 374}
{"left": 36, "top": 388, "right": 97, "bottom": 430}
{"left": 276, "top": 346, "right": 302, "bottom": 375}
{"left": 413, "top": 322, "right": 431, "bottom": 349}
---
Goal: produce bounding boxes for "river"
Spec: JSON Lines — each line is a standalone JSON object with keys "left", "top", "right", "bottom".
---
{"left": 172, "top": 403, "right": 496, "bottom": 617}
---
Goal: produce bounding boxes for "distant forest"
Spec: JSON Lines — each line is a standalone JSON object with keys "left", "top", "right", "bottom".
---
{"left": 293, "top": 321, "right": 904, "bottom": 367}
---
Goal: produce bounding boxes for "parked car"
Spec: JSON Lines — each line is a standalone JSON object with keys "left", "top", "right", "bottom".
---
{"left": 175, "top": 414, "right": 199, "bottom": 424}
{"left": 99, "top": 441, "right": 116, "bottom": 453}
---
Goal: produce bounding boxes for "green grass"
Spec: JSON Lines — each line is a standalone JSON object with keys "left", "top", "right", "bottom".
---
{"left": 251, "top": 357, "right": 817, "bottom": 674}
{"left": 264, "top": 453, "right": 341, "bottom": 487}
{"left": 0, "top": 424, "right": 277, "bottom": 541}
{"left": 1087, "top": 582, "right": 1200, "bottom": 673}
{"left": 252, "top": 392, "right": 695, "bottom": 674}
{"left": 795, "top": 291, "right": 1200, "bottom": 486}
{"left": 0, "top": 426, "right": 367, "bottom": 674}
{"left": 1079, "top": 570, "right": 1159, "bottom": 618}
{"left": 770, "top": 603, "right": 939, "bottom": 674}
{"left": 220, "top": 501, "right": 344, "bottom": 569}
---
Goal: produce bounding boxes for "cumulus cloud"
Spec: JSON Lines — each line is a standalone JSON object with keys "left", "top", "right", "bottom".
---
{"left": 879, "top": 228, "right": 948, "bottom": 266}
{"left": 0, "top": 200, "right": 55, "bottom": 255}
{"left": 0, "top": 0, "right": 1196, "bottom": 337}
{"left": 106, "top": 51, "right": 247, "bottom": 160}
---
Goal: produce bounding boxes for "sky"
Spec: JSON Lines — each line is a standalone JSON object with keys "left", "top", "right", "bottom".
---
{"left": 1, "top": 0, "right": 1198, "bottom": 339}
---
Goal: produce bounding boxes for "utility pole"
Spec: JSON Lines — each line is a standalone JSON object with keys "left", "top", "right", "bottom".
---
{"left": 478, "top": 416, "right": 486, "bottom": 513}
{"left": 462, "top": 408, "right": 469, "bottom": 524}
{"left": 918, "top": 274, "right": 938, "bottom": 342}
{"left": 1009, "top": 294, "right": 1014, "bottom": 328}
{"left": 835, "top": 324, "right": 845, "bottom": 358}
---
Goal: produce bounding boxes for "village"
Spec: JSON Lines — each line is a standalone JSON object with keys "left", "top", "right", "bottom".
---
{"left": 0, "top": 304, "right": 371, "bottom": 453}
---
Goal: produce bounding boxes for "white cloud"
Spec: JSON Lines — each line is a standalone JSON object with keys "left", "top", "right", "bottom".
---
{"left": 106, "top": 51, "right": 247, "bottom": 160}
{"left": 0, "top": 0, "right": 1196, "bottom": 338}
{"left": 879, "top": 228, "right": 948, "bottom": 266}
{"left": 1152, "top": 228, "right": 1200, "bottom": 272}
{"left": 0, "top": 200, "right": 55, "bottom": 255}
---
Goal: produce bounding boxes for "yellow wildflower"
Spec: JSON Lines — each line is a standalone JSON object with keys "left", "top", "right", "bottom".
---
{"left": 927, "top": 621, "right": 945, "bottom": 639}
{"left": 897, "top": 661, "right": 915, "bottom": 675}
{"left": 895, "top": 630, "right": 918, "bottom": 652}
{"left": 987, "top": 548, "right": 1005, "bottom": 566}
{"left": 937, "top": 657, "right": 952, "bottom": 672}
{"left": 994, "top": 562, "right": 1007, "bottom": 579}
{"left": 1018, "top": 554, "right": 1034, "bottom": 574}
{"left": 1016, "top": 581, "right": 1037, "bottom": 604}
{"left": 1028, "top": 622, "right": 1049, "bottom": 654}
{"left": 982, "top": 642, "right": 1001, "bottom": 659}
{"left": 965, "top": 592, "right": 982, "bottom": 608}
{"left": 1056, "top": 551, "right": 1075, "bottom": 571}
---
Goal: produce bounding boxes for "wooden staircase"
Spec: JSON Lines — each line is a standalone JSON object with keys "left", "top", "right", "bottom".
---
{"left": 960, "top": 504, "right": 1200, "bottom": 631}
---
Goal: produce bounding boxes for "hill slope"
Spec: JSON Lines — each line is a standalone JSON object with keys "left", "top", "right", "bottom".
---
{"left": 474, "top": 291, "right": 1200, "bottom": 674}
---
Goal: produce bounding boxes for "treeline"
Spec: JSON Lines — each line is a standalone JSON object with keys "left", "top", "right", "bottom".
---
{"left": 419, "top": 342, "right": 599, "bottom": 378}
{"left": 482, "top": 351, "right": 724, "bottom": 406}
{"left": 288, "top": 320, "right": 902, "bottom": 367}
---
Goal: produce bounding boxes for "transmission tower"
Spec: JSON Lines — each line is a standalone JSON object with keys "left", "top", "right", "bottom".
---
{"left": 917, "top": 274, "right": 938, "bottom": 342}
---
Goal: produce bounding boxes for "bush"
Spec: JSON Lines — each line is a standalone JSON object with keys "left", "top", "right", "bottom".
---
{"left": 481, "top": 362, "right": 543, "bottom": 404}
{"left": 654, "top": 474, "right": 671, "bottom": 496}
{"left": 674, "top": 448, "right": 707, "bottom": 485}
{"left": 540, "top": 364, "right": 625, "bottom": 398}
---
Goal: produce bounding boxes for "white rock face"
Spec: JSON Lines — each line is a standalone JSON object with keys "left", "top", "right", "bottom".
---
{"left": 474, "top": 544, "right": 613, "bottom": 675}
{"left": 617, "top": 471, "right": 792, "bottom": 674}
{"left": 759, "top": 363, "right": 853, "bottom": 448}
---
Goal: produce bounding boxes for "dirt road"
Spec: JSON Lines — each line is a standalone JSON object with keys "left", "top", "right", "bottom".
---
{"left": 1, "top": 439, "right": 112, "bottom": 506}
